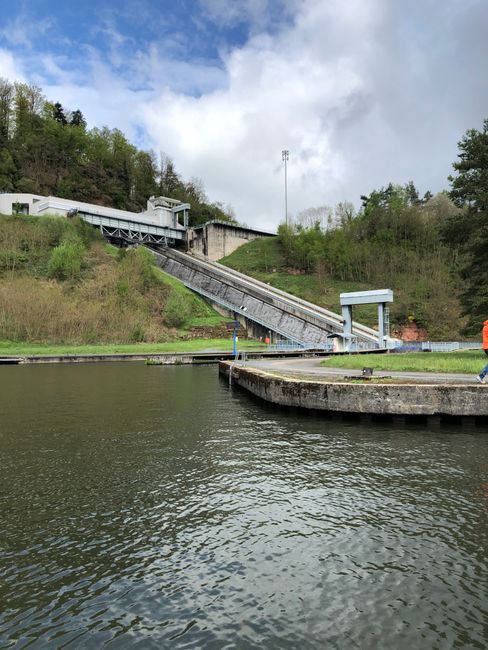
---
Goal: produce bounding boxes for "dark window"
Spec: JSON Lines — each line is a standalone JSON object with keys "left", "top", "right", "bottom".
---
{"left": 12, "top": 203, "right": 29, "bottom": 215}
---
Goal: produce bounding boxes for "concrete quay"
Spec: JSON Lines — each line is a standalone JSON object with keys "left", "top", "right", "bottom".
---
{"left": 0, "top": 348, "right": 349, "bottom": 365}
{"left": 219, "top": 359, "right": 488, "bottom": 419}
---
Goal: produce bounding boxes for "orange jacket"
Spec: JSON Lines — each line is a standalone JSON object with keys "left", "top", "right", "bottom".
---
{"left": 483, "top": 320, "right": 488, "bottom": 349}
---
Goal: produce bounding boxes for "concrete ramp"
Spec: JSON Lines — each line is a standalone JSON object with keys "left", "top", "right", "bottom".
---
{"left": 149, "top": 247, "right": 379, "bottom": 347}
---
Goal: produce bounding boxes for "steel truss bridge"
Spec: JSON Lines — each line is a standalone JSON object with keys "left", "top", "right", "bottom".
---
{"left": 76, "top": 211, "right": 185, "bottom": 246}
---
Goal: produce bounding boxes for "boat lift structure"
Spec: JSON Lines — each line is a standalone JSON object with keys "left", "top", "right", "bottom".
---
{"left": 340, "top": 289, "right": 393, "bottom": 349}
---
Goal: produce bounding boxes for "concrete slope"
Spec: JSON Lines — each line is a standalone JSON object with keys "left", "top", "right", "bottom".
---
{"left": 149, "top": 247, "right": 379, "bottom": 347}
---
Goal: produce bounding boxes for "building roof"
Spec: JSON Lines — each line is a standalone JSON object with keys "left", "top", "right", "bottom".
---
{"left": 193, "top": 220, "right": 276, "bottom": 236}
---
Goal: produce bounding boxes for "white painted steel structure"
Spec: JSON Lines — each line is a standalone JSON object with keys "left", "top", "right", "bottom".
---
{"left": 340, "top": 289, "right": 394, "bottom": 349}
{"left": 0, "top": 193, "right": 190, "bottom": 244}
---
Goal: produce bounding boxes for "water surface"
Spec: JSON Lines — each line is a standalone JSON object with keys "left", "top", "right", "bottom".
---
{"left": 1, "top": 363, "right": 487, "bottom": 648}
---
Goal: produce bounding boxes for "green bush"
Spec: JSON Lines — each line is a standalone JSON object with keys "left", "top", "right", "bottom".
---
{"left": 117, "top": 247, "right": 155, "bottom": 291}
{"left": 0, "top": 250, "right": 27, "bottom": 273}
{"left": 47, "top": 241, "right": 85, "bottom": 280}
{"left": 71, "top": 217, "right": 102, "bottom": 246}
{"left": 164, "top": 290, "right": 193, "bottom": 327}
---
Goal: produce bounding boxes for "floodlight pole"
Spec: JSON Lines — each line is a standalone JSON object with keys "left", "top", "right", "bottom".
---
{"left": 282, "top": 150, "right": 289, "bottom": 225}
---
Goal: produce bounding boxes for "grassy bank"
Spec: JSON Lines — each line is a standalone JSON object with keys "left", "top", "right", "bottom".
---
{"left": 220, "top": 238, "right": 382, "bottom": 326}
{"left": 219, "top": 235, "right": 465, "bottom": 339}
{"left": 0, "top": 214, "right": 230, "bottom": 344}
{"left": 0, "top": 339, "right": 267, "bottom": 357}
{"left": 321, "top": 351, "right": 485, "bottom": 374}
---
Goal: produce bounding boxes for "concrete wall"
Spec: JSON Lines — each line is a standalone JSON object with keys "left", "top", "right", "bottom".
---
{"left": 220, "top": 363, "right": 488, "bottom": 417}
{"left": 189, "top": 222, "right": 274, "bottom": 261}
{"left": 0, "top": 193, "right": 46, "bottom": 216}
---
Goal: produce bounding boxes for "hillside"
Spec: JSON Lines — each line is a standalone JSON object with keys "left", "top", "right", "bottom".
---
{"left": 219, "top": 207, "right": 465, "bottom": 342}
{"left": 0, "top": 214, "right": 226, "bottom": 345}
{"left": 219, "top": 238, "right": 381, "bottom": 329}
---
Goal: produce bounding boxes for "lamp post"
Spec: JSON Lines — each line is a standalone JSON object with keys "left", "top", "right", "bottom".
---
{"left": 282, "top": 149, "right": 289, "bottom": 225}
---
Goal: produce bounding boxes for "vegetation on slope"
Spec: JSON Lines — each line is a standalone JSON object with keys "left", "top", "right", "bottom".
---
{"left": 0, "top": 214, "right": 226, "bottom": 345}
{"left": 219, "top": 237, "right": 379, "bottom": 326}
{"left": 221, "top": 186, "right": 466, "bottom": 339}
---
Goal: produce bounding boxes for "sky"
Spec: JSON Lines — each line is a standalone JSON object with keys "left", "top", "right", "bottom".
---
{"left": 0, "top": 0, "right": 487, "bottom": 229}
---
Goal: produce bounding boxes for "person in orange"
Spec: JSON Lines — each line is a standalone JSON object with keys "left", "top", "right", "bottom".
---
{"left": 476, "top": 320, "right": 488, "bottom": 383}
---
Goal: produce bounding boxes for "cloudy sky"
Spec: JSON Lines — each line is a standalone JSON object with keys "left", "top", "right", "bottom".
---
{"left": 0, "top": 0, "right": 487, "bottom": 229}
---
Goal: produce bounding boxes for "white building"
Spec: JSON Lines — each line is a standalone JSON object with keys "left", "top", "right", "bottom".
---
{"left": 0, "top": 193, "right": 190, "bottom": 231}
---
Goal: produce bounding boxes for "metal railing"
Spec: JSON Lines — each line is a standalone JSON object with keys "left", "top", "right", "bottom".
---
{"left": 268, "top": 338, "right": 381, "bottom": 353}
{"left": 421, "top": 341, "right": 482, "bottom": 352}
{"left": 269, "top": 340, "right": 319, "bottom": 352}
{"left": 392, "top": 341, "right": 482, "bottom": 352}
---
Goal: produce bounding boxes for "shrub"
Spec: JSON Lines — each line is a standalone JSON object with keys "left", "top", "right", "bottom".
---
{"left": 71, "top": 217, "right": 102, "bottom": 246}
{"left": 47, "top": 241, "right": 85, "bottom": 280}
{"left": 117, "top": 247, "right": 155, "bottom": 292}
{"left": 164, "top": 290, "right": 193, "bottom": 327}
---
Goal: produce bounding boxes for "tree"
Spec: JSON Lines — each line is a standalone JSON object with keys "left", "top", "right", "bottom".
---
{"left": 448, "top": 119, "right": 488, "bottom": 333}
{"left": 0, "top": 149, "right": 18, "bottom": 191}
{"left": 449, "top": 119, "right": 488, "bottom": 212}
{"left": 295, "top": 205, "right": 333, "bottom": 230}
{"left": 0, "top": 78, "right": 13, "bottom": 148}
{"left": 52, "top": 102, "right": 67, "bottom": 125}
{"left": 70, "top": 109, "right": 86, "bottom": 128}
{"left": 158, "top": 155, "right": 181, "bottom": 197}
{"left": 405, "top": 180, "right": 420, "bottom": 205}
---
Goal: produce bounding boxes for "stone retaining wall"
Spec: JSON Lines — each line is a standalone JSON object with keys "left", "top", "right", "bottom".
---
{"left": 220, "top": 362, "right": 488, "bottom": 417}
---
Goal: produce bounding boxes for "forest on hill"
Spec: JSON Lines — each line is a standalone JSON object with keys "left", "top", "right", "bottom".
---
{"left": 0, "top": 79, "right": 235, "bottom": 226}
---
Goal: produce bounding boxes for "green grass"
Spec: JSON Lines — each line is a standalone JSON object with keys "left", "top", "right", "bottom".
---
{"left": 219, "top": 238, "right": 378, "bottom": 326}
{"left": 184, "top": 315, "right": 230, "bottom": 328}
{"left": 103, "top": 243, "right": 119, "bottom": 257}
{"left": 220, "top": 237, "right": 284, "bottom": 274}
{"left": 153, "top": 266, "right": 227, "bottom": 327}
{"left": 320, "top": 350, "right": 485, "bottom": 374}
{"left": 0, "top": 338, "right": 267, "bottom": 357}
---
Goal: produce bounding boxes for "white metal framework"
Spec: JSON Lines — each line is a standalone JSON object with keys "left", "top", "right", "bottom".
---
{"left": 340, "top": 289, "right": 394, "bottom": 349}
{"left": 77, "top": 211, "right": 185, "bottom": 245}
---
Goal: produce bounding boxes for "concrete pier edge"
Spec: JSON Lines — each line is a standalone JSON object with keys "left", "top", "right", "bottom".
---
{"left": 219, "top": 361, "right": 488, "bottom": 418}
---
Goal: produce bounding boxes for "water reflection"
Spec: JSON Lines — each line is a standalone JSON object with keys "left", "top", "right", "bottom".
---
{"left": 1, "top": 363, "right": 487, "bottom": 648}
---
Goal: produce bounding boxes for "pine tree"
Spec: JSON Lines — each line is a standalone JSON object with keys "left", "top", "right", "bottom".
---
{"left": 448, "top": 119, "right": 488, "bottom": 333}
{"left": 52, "top": 102, "right": 67, "bottom": 126}
{"left": 70, "top": 109, "right": 86, "bottom": 128}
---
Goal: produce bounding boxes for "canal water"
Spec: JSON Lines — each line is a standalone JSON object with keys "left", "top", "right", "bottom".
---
{"left": 1, "top": 363, "right": 487, "bottom": 649}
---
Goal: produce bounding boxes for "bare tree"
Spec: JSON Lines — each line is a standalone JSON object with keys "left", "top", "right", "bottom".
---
{"left": 295, "top": 205, "right": 333, "bottom": 230}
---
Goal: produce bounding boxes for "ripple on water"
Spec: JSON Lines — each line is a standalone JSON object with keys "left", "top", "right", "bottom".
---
{"left": 1, "top": 364, "right": 488, "bottom": 648}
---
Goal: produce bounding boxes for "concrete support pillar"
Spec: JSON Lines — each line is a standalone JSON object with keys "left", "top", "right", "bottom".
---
{"left": 342, "top": 305, "right": 353, "bottom": 350}
{"left": 377, "top": 303, "right": 384, "bottom": 347}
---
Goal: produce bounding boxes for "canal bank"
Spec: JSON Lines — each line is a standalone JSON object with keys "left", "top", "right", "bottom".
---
{"left": 220, "top": 360, "right": 488, "bottom": 419}
{"left": 2, "top": 350, "right": 318, "bottom": 365}
{"left": 0, "top": 348, "right": 382, "bottom": 365}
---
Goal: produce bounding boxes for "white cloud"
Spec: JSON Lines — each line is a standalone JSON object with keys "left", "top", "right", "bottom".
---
{"left": 0, "top": 13, "right": 53, "bottom": 49}
{"left": 141, "top": 0, "right": 488, "bottom": 228}
{"left": 0, "top": 48, "right": 25, "bottom": 82}
{"left": 142, "top": 0, "right": 383, "bottom": 227}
